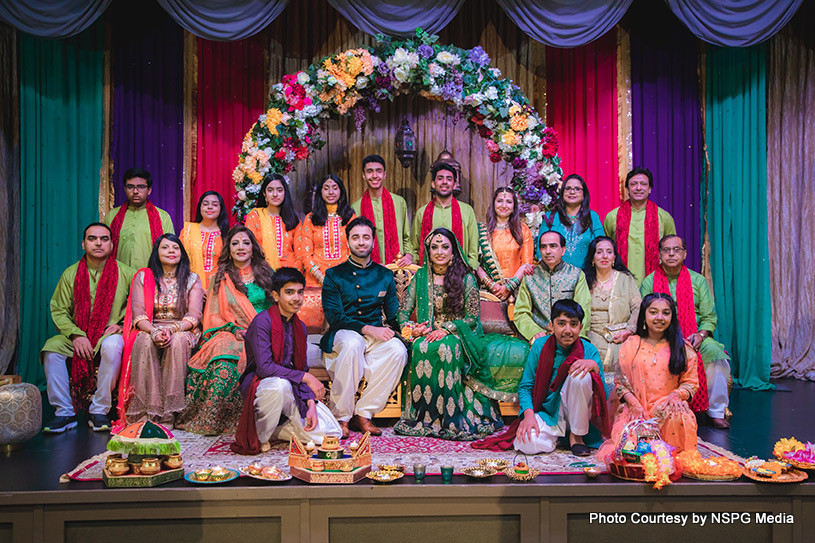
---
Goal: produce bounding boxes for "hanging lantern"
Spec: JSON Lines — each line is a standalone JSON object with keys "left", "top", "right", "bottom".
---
{"left": 394, "top": 119, "right": 417, "bottom": 168}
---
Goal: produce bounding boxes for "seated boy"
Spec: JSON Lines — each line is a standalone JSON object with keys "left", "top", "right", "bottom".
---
{"left": 514, "top": 299, "right": 609, "bottom": 456}
{"left": 231, "top": 268, "right": 341, "bottom": 455}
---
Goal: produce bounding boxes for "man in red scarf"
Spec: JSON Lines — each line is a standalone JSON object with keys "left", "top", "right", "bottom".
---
{"left": 42, "top": 223, "right": 134, "bottom": 433}
{"left": 351, "top": 154, "right": 413, "bottom": 267}
{"left": 640, "top": 235, "right": 732, "bottom": 429}
{"left": 104, "top": 167, "right": 174, "bottom": 269}
{"left": 603, "top": 167, "right": 676, "bottom": 285}
{"left": 477, "top": 300, "right": 608, "bottom": 456}
{"left": 233, "top": 268, "right": 341, "bottom": 454}
{"left": 410, "top": 161, "right": 479, "bottom": 269}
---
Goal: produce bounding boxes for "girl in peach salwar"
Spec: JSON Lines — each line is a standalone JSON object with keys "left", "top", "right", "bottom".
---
{"left": 175, "top": 226, "right": 276, "bottom": 434}
{"left": 597, "top": 292, "right": 698, "bottom": 460}
{"left": 296, "top": 174, "right": 355, "bottom": 286}
{"left": 179, "top": 191, "right": 229, "bottom": 291}
{"left": 244, "top": 174, "right": 301, "bottom": 272}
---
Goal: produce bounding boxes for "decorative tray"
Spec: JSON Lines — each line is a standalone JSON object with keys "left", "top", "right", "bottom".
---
{"left": 184, "top": 468, "right": 239, "bottom": 484}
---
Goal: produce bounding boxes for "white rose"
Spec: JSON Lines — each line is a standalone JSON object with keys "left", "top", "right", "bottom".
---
{"left": 237, "top": 190, "right": 247, "bottom": 201}
{"left": 464, "top": 93, "right": 483, "bottom": 106}
{"left": 491, "top": 68, "right": 501, "bottom": 77}
{"left": 523, "top": 133, "right": 538, "bottom": 147}
{"left": 391, "top": 48, "right": 410, "bottom": 65}
{"left": 371, "top": 55, "right": 381, "bottom": 66}
{"left": 297, "top": 71, "right": 310, "bottom": 85}
{"left": 526, "top": 116, "right": 538, "bottom": 129}
{"left": 435, "top": 51, "right": 461, "bottom": 65}
{"left": 393, "top": 67, "right": 410, "bottom": 83}
{"left": 263, "top": 147, "right": 272, "bottom": 158}
{"left": 428, "top": 63, "right": 444, "bottom": 77}
{"left": 356, "top": 76, "right": 369, "bottom": 89}
{"left": 485, "top": 86, "right": 498, "bottom": 100}
{"left": 407, "top": 52, "right": 420, "bottom": 67}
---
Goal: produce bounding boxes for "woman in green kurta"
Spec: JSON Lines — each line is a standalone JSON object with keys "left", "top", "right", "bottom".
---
{"left": 394, "top": 228, "right": 527, "bottom": 441}
{"left": 175, "top": 226, "right": 276, "bottom": 434}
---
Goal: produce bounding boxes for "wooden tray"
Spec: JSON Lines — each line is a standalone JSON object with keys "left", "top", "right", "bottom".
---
{"left": 103, "top": 467, "right": 184, "bottom": 488}
{"left": 743, "top": 467, "right": 808, "bottom": 484}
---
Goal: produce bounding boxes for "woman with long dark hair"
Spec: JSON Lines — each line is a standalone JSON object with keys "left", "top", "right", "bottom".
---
{"left": 179, "top": 191, "right": 229, "bottom": 290}
{"left": 597, "top": 292, "right": 699, "bottom": 459}
{"left": 583, "top": 236, "right": 641, "bottom": 379}
{"left": 394, "top": 228, "right": 528, "bottom": 440}
{"left": 296, "top": 174, "right": 355, "bottom": 286}
{"left": 476, "top": 186, "right": 535, "bottom": 300}
{"left": 244, "top": 174, "right": 302, "bottom": 272}
{"left": 545, "top": 174, "right": 604, "bottom": 268}
{"left": 116, "top": 233, "right": 205, "bottom": 427}
{"left": 175, "top": 226, "right": 276, "bottom": 434}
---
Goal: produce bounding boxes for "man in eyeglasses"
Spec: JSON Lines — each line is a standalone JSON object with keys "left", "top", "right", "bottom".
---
{"left": 640, "top": 235, "right": 731, "bottom": 429}
{"left": 104, "top": 167, "right": 174, "bottom": 269}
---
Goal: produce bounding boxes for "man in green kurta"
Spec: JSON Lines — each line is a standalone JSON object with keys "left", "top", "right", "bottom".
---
{"left": 513, "top": 231, "right": 591, "bottom": 343}
{"left": 410, "top": 162, "right": 479, "bottom": 269}
{"left": 41, "top": 223, "right": 135, "bottom": 433}
{"left": 604, "top": 167, "right": 676, "bottom": 285}
{"left": 104, "top": 167, "right": 174, "bottom": 269}
{"left": 640, "top": 235, "right": 731, "bottom": 429}
{"left": 351, "top": 154, "right": 413, "bottom": 266}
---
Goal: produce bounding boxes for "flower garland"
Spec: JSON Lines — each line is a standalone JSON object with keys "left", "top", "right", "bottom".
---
{"left": 232, "top": 29, "right": 562, "bottom": 221}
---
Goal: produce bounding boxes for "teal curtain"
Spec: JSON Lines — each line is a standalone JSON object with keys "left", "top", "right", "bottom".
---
{"left": 704, "top": 44, "right": 774, "bottom": 391}
{"left": 18, "top": 24, "right": 105, "bottom": 387}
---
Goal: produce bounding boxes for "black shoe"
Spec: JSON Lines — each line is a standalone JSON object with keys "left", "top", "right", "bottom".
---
{"left": 570, "top": 443, "right": 592, "bottom": 457}
{"left": 89, "top": 414, "right": 112, "bottom": 432}
{"left": 44, "top": 415, "right": 78, "bottom": 434}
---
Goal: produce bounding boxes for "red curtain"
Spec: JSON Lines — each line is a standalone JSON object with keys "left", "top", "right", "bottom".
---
{"left": 545, "top": 32, "right": 620, "bottom": 219}
{"left": 194, "top": 35, "right": 266, "bottom": 222}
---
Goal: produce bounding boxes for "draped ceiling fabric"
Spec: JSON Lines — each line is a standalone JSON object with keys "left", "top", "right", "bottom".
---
{"left": 157, "top": 0, "right": 288, "bottom": 41}
{"left": 111, "top": 3, "right": 185, "bottom": 228}
{"left": 666, "top": 0, "right": 803, "bottom": 47}
{"left": 18, "top": 24, "right": 105, "bottom": 387}
{"left": 545, "top": 32, "right": 620, "bottom": 219}
{"left": 705, "top": 44, "right": 774, "bottom": 391}
{"left": 327, "top": 0, "right": 464, "bottom": 38}
{"left": 0, "top": 24, "right": 19, "bottom": 375}
{"left": 630, "top": 1, "right": 703, "bottom": 270}
{"left": 496, "top": 0, "right": 632, "bottom": 48}
{"left": 768, "top": 21, "right": 815, "bottom": 381}
{"left": 194, "top": 35, "right": 267, "bottom": 220}
{"left": 0, "top": 0, "right": 110, "bottom": 38}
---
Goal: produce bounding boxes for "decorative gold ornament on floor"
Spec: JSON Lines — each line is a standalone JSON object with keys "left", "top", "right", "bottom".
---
{"left": 288, "top": 432, "right": 372, "bottom": 483}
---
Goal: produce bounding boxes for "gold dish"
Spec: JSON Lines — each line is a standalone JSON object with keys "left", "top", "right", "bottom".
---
{"left": 377, "top": 464, "right": 406, "bottom": 472}
{"left": 366, "top": 470, "right": 405, "bottom": 484}
{"left": 505, "top": 468, "right": 539, "bottom": 482}
{"left": 461, "top": 466, "right": 496, "bottom": 479}
{"left": 476, "top": 458, "right": 510, "bottom": 472}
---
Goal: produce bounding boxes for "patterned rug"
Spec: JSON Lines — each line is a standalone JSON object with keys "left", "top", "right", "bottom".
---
{"left": 62, "top": 428, "right": 744, "bottom": 482}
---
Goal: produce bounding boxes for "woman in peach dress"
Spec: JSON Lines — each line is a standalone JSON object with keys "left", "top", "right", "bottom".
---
{"left": 597, "top": 292, "right": 698, "bottom": 460}
{"left": 244, "top": 174, "right": 301, "bottom": 272}
{"left": 475, "top": 187, "right": 534, "bottom": 300}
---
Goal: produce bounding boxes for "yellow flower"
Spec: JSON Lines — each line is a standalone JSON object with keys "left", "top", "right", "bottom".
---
{"left": 509, "top": 104, "right": 521, "bottom": 116}
{"left": 502, "top": 130, "right": 518, "bottom": 146}
{"left": 510, "top": 114, "right": 528, "bottom": 132}
{"left": 248, "top": 170, "right": 263, "bottom": 185}
{"left": 265, "top": 108, "right": 283, "bottom": 136}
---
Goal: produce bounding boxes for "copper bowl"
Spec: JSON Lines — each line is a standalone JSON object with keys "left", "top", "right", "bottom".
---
{"left": 140, "top": 457, "right": 161, "bottom": 475}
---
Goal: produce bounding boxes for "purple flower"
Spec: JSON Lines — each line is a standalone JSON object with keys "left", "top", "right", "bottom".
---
{"left": 417, "top": 44, "right": 434, "bottom": 59}
{"left": 375, "top": 74, "right": 392, "bottom": 89}
{"left": 377, "top": 62, "right": 390, "bottom": 75}
{"left": 353, "top": 107, "right": 367, "bottom": 131}
{"left": 512, "top": 157, "right": 528, "bottom": 170}
{"left": 468, "top": 46, "right": 490, "bottom": 66}
{"left": 440, "top": 81, "right": 462, "bottom": 101}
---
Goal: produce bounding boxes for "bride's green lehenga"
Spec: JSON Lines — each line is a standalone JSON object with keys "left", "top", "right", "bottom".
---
{"left": 394, "top": 257, "right": 529, "bottom": 441}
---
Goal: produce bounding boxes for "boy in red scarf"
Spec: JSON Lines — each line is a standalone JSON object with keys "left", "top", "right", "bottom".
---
{"left": 603, "top": 167, "right": 676, "bottom": 285}
{"left": 105, "top": 167, "right": 174, "bottom": 269}
{"left": 232, "top": 268, "right": 341, "bottom": 455}
{"left": 640, "top": 235, "right": 731, "bottom": 429}
{"left": 351, "top": 154, "right": 413, "bottom": 267}
{"left": 42, "top": 223, "right": 134, "bottom": 433}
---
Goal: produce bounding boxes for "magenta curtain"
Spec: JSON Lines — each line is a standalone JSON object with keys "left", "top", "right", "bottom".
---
{"left": 630, "top": 2, "right": 703, "bottom": 270}
{"left": 111, "top": 2, "right": 185, "bottom": 229}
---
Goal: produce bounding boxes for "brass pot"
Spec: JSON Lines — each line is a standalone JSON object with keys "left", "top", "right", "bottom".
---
{"left": 105, "top": 454, "right": 124, "bottom": 470}
{"left": 140, "top": 457, "right": 161, "bottom": 475}
{"left": 108, "top": 457, "right": 130, "bottom": 476}
{"left": 164, "top": 453, "right": 183, "bottom": 469}
{"left": 129, "top": 461, "right": 143, "bottom": 475}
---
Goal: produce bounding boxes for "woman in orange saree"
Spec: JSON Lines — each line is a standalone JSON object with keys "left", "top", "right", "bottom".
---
{"left": 175, "top": 226, "right": 276, "bottom": 434}
{"left": 597, "top": 292, "right": 698, "bottom": 460}
{"left": 179, "top": 191, "right": 229, "bottom": 290}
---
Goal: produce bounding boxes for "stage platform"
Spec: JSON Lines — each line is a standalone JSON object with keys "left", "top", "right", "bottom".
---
{"left": 1, "top": 379, "right": 813, "bottom": 542}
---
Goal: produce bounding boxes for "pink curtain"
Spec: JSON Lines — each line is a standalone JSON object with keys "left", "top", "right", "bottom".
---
{"left": 545, "top": 31, "right": 620, "bottom": 218}
{"left": 194, "top": 35, "right": 266, "bottom": 221}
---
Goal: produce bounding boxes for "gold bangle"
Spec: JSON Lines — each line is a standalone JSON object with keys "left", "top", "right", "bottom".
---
{"left": 182, "top": 316, "right": 198, "bottom": 328}
{"left": 132, "top": 315, "right": 148, "bottom": 327}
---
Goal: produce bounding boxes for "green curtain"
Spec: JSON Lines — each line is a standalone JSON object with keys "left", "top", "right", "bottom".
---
{"left": 18, "top": 24, "right": 105, "bottom": 387}
{"left": 704, "top": 44, "right": 774, "bottom": 391}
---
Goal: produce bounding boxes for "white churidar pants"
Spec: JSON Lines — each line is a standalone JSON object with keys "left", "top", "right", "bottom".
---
{"left": 706, "top": 359, "right": 731, "bottom": 419}
{"left": 253, "top": 376, "right": 341, "bottom": 445}
{"left": 319, "top": 330, "right": 407, "bottom": 421}
{"left": 43, "top": 334, "right": 124, "bottom": 417}
{"left": 513, "top": 372, "right": 593, "bottom": 454}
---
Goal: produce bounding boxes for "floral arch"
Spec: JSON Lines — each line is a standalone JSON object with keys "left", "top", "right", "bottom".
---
{"left": 232, "top": 30, "right": 562, "bottom": 225}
